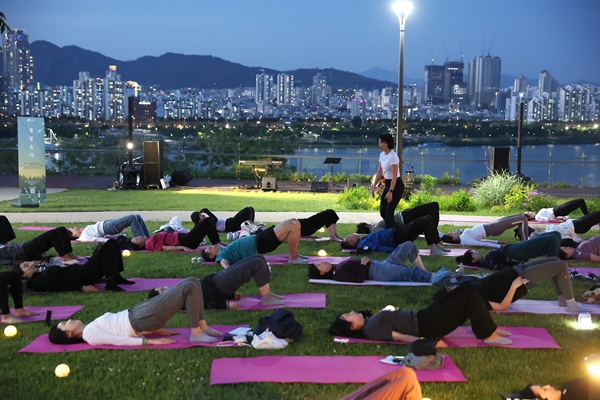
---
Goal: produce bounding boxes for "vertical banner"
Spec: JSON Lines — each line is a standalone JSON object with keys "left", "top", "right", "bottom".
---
{"left": 17, "top": 117, "right": 46, "bottom": 205}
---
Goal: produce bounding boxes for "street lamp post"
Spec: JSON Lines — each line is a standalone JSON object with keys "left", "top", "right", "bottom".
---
{"left": 392, "top": 2, "right": 414, "bottom": 170}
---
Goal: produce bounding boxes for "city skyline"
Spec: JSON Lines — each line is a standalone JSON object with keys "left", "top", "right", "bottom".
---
{"left": 2, "top": 0, "right": 599, "bottom": 85}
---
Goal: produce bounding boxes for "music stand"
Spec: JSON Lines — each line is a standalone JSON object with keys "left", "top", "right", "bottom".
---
{"left": 323, "top": 157, "right": 341, "bottom": 177}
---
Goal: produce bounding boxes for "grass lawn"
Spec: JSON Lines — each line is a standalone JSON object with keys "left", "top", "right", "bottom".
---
{"left": 2, "top": 217, "right": 600, "bottom": 400}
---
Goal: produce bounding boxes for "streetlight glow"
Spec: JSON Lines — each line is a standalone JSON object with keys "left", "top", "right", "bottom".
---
{"left": 392, "top": 1, "right": 414, "bottom": 171}
{"left": 126, "top": 142, "right": 133, "bottom": 150}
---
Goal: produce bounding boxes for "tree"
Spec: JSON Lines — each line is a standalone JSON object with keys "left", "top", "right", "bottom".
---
{"left": 351, "top": 116, "right": 362, "bottom": 129}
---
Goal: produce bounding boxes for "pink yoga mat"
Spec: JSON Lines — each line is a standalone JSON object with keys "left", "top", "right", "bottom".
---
{"left": 134, "top": 245, "right": 208, "bottom": 253}
{"left": 309, "top": 279, "right": 431, "bottom": 287}
{"left": 501, "top": 299, "right": 600, "bottom": 316}
{"left": 210, "top": 355, "right": 466, "bottom": 384}
{"left": 19, "top": 325, "right": 249, "bottom": 353}
{"left": 235, "top": 293, "right": 325, "bottom": 310}
{"left": 335, "top": 326, "right": 559, "bottom": 349}
{"left": 8, "top": 306, "right": 83, "bottom": 322}
{"left": 420, "top": 248, "right": 467, "bottom": 257}
{"left": 300, "top": 236, "right": 331, "bottom": 242}
{"left": 93, "top": 278, "right": 185, "bottom": 292}
{"left": 440, "top": 216, "right": 492, "bottom": 223}
{"left": 569, "top": 266, "right": 600, "bottom": 276}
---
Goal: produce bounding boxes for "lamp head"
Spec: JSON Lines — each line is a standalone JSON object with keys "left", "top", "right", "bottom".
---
{"left": 392, "top": 2, "right": 414, "bottom": 22}
{"left": 126, "top": 142, "right": 134, "bottom": 150}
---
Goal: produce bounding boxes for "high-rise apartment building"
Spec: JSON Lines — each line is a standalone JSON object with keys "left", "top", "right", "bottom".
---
{"left": 312, "top": 73, "right": 329, "bottom": 106}
{"left": 103, "top": 65, "right": 125, "bottom": 120}
{"left": 513, "top": 75, "right": 528, "bottom": 95}
{"left": 467, "top": 54, "right": 501, "bottom": 109}
{"left": 255, "top": 73, "right": 274, "bottom": 106}
{"left": 559, "top": 84, "right": 589, "bottom": 122}
{"left": 276, "top": 73, "right": 294, "bottom": 106}
{"left": 2, "top": 29, "right": 34, "bottom": 115}
{"left": 424, "top": 64, "right": 444, "bottom": 104}
{"left": 443, "top": 60, "right": 465, "bottom": 103}
{"left": 538, "top": 70, "right": 559, "bottom": 97}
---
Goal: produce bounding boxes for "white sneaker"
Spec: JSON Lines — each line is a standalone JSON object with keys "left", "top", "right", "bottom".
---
{"left": 227, "top": 232, "right": 234, "bottom": 241}
{"left": 232, "top": 232, "right": 240, "bottom": 240}
{"left": 251, "top": 329, "right": 288, "bottom": 350}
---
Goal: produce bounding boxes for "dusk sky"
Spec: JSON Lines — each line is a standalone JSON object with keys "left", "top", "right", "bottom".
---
{"left": 4, "top": 0, "right": 600, "bottom": 85}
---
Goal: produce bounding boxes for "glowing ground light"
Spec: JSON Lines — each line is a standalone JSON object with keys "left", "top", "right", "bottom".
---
{"left": 55, "top": 364, "right": 70, "bottom": 378}
{"left": 586, "top": 354, "right": 600, "bottom": 376}
{"left": 122, "top": 250, "right": 131, "bottom": 257}
{"left": 318, "top": 227, "right": 325, "bottom": 233}
{"left": 578, "top": 312, "right": 594, "bottom": 330}
{"left": 4, "top": 325, "right": 17, "bottom": 337}
{"left": 317, "top": 250, "right": 327, "bottom": 257}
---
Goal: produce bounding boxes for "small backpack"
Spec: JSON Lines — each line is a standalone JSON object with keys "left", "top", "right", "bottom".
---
{"left": 255, "top": 309, "right": 303, "bottom": 342}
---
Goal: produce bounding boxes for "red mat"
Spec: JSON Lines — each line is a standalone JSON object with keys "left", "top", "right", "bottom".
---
{"left": 210, "top": 355, "right": 466, "bottom": 384}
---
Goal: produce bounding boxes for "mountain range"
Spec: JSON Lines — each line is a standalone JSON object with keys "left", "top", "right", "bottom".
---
{"left": 29, "top": 41, "right": 596, "bottom": 91}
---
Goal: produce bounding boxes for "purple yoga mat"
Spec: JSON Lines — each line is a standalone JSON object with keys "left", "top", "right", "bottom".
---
{"left": 300, "top": 236, "right": 331, "bottom": 242}
{"left": 440, "top": 215, "right": 492, "bottom": 223}
{"left": 93, "top": 278, "right": 185, "bottom": 292}
{"left": 335, "top": 326, "right": 560, "bottom": 349}
{"left": 8, "top": 306, "right": 83, "bottom": 323}
{"left": 19, "top": 325, "right": 249, "bottom": 353}
{"left": 235, "top": 293, "right": 325, "bottom": 310}
{"left": 210, "top": 355, "right": 466, "bottom": 384}
{"left": 501, "top": 299, "right": 600, "bottom": 316}
{"left": 420, "top": 248, "right": 467, "bottom": 257}
{"left": 569, "top": 266, "right": 600, "bottom": 276}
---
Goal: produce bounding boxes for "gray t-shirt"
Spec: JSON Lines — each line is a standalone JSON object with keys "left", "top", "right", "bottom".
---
{"left": 362, "top": 309, "right": 419, "bottom": 341}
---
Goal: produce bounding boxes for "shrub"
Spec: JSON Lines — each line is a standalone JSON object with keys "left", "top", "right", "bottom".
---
{"left": 524, "top": 190, "right": 554, "bottom": 211}
{"left": 439, "top": 189, "right": 477, "bottom": 212}
{"left": 408, "top": 191, "right": 436, "bottom": 207}
{"left": 349, "top": 173, "right": 372, "bottom": 183}
{"left": 337, "top": 186, "right": 379, "bottom": 210}
{"left": 472, "top": 171, "right": 523, "bottom": 208}
{"left": 420, "top": 175, "right": 437, "bottom": 195}
{"left": 503, "top": 184, "right": 554, "bottom": 211}
{"left": 438, "top": 171, "right": 461, "bottom": 185}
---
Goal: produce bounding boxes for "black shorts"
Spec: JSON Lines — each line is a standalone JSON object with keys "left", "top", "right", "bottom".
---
{"left": 255, "top": 226, "right": 282, "bottom": 254}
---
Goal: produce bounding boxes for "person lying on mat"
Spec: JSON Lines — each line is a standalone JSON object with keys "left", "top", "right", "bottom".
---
{"left": 148, "top": 254, "right": 285, "bottom": 308}
{"left": 309, "top": 242, "right": 446, "bottom": 283}
{"left": 341, "top": 215, "right": 449, "bottom": 255}
{"left": 341, "top": 367, "right": 423, "bottom": 400}
{"left": 524, "top": 198, "right": 590, "bottom": 223}
{"left": 202, "top": 218, "right": 302, "bottom": 266}
{"left": 538, "top": 210, "right": 600, "bottom": 242}
{"left": 519, "top": 378, "right": 588, "bottom": 400}
{"left": 441, "top": 214, "right": 530, "bottom": 248}
{"left": 14, "top": 239, "right": 133, "bottom": 292}
{"left": 434, "top": 257, "right": 590, "bottom": 313}
{"left": 329, "top": 283, "right": 513, "bottom": 346}
{"left": 191, "top": 206, "right": 255, "bottom": 233}
{"left": 49, "top": 277, "right": 223, "bottom": 345}
{"left": 455, "top": 231, "right": 562, "bottom": 271}
{"left": 128, "top": 217, "right": 224, "bottom": 252}
{"left": 0, "top": 270, "right": 38, "bottom": 324}
{"left": 0, "top": 227, "right": 82, "bottom": 267}
{"left": 356, "top": 202, "right": 442, "bottom": 235}
{"left": 560, "top": 235, "right": 600, "bottom": 262}
{"left": 0, "top": 215, "right": 16, "bottom": 244}
{"left": 68, "top": 214, "right": 151, "bottom": 243}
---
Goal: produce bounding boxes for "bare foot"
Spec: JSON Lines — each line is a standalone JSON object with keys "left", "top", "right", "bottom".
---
{"left": 83, "top": 285, "right": 100, "bottom": 292}
{"left": 234, "top": 292, "right": 242, "bottom": 300}
{"left": 484, "top": 333, "right": 513, "bottom": 345}
{"left": 227, "top": 302, "right": 240, "bottom": 309}
{"left": 1, "top": 314, "right": 24, "bottom": 324}
{"left": 13, "top": 309, "right": 39, "bottom": 317}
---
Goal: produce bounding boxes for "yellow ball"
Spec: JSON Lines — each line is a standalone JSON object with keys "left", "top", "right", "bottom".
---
{"left": 122, "top": 250, "right": 131, "bottom": 257}
{"left": 55, "top": 364, "right": 70, "bottom": 378}
{"left": 4, "top": 325, "right": 17, "bottom": 337}
{"left": 318, "top": 227, "right": 325, "bottom": 233}
{"left": 317, "top": 249, "right": 327, "bottom": 257}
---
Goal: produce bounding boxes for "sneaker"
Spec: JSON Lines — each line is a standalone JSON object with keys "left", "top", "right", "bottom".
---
{"left": 232, "top": 232, "right": 240, "bottom": 240}
{"left": 251, "top": 329, "right": 288, "bottom": 350}
{"left": 570, "top": 271, "right": 583, "bottom": 280}
{"left": 227, "top": 232, "right": 234, "bottom": 241}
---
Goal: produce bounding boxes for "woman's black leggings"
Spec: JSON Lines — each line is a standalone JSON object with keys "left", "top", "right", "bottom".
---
{"left": 393, "top": 215, "right": 439, "bottom": 245}
{"left": 225, "top": 207, "right": 255, "bottom": 232}
{"left": 22, "top": 227, "right": 73, "bottom": 259}
{"left": 299, "top": 209, "right": 339, "bottom": 237}
{"left": 78, "top": 239, "right": 124, "bottom": 284}
{"left": 381, "top": 179, "right": 404, "bottom": 229}
{"left": 573, "top": 210, "right": 600, "bottom": 234}
{"left": 0, "top": 216, "right": 16, "bottom": 244}
{"left": 0, "top": 270, "right": 24, "bottom": 315}
{"left": 553, "top": 199, "right": 588, "bottom": 217}
{"left": 417, "top": 284, "right": 497, "bottom": 340}
{"left": 178, "top": 218, "right": 220, "bottom": 248}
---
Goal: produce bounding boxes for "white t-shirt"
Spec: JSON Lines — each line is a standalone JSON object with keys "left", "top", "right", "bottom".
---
{"left": 82, "top": 310, "right": 142, "bottom": 346}
{"left": 79, "top": 221, "right": 107, "bottom": 242}
{"left": 379, "top": 151, "right": 401, "bottom": 180}
{"left": 459, "top": 224, "right": 501, "bottom": 248}
{"left": 535, "top": 208, "right": 555, "bottom": 221}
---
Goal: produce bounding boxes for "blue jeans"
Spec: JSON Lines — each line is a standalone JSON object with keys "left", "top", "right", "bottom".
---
{"left": 368, "top": 242, "right": 432, "bottom": 282}
{"left": 102, "top": 214, "right": 150, "bottom": 238}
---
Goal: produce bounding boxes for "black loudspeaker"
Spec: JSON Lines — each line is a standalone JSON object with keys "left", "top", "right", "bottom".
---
{"left": 311, "top": 181, "right": 330, "bottom": 193}
{"left": 172, "top": 170, "right": 193, "bottom": 186}
{"left": 491, "top": 147, "right": 510, "bottom": 173}
{"left": 143, "top": 141, "right": 163, "bottom": 187}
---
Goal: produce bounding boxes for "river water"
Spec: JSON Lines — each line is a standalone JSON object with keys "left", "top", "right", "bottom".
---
{"left": 288, "top": 143, "right": 600, "bottom": 186}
